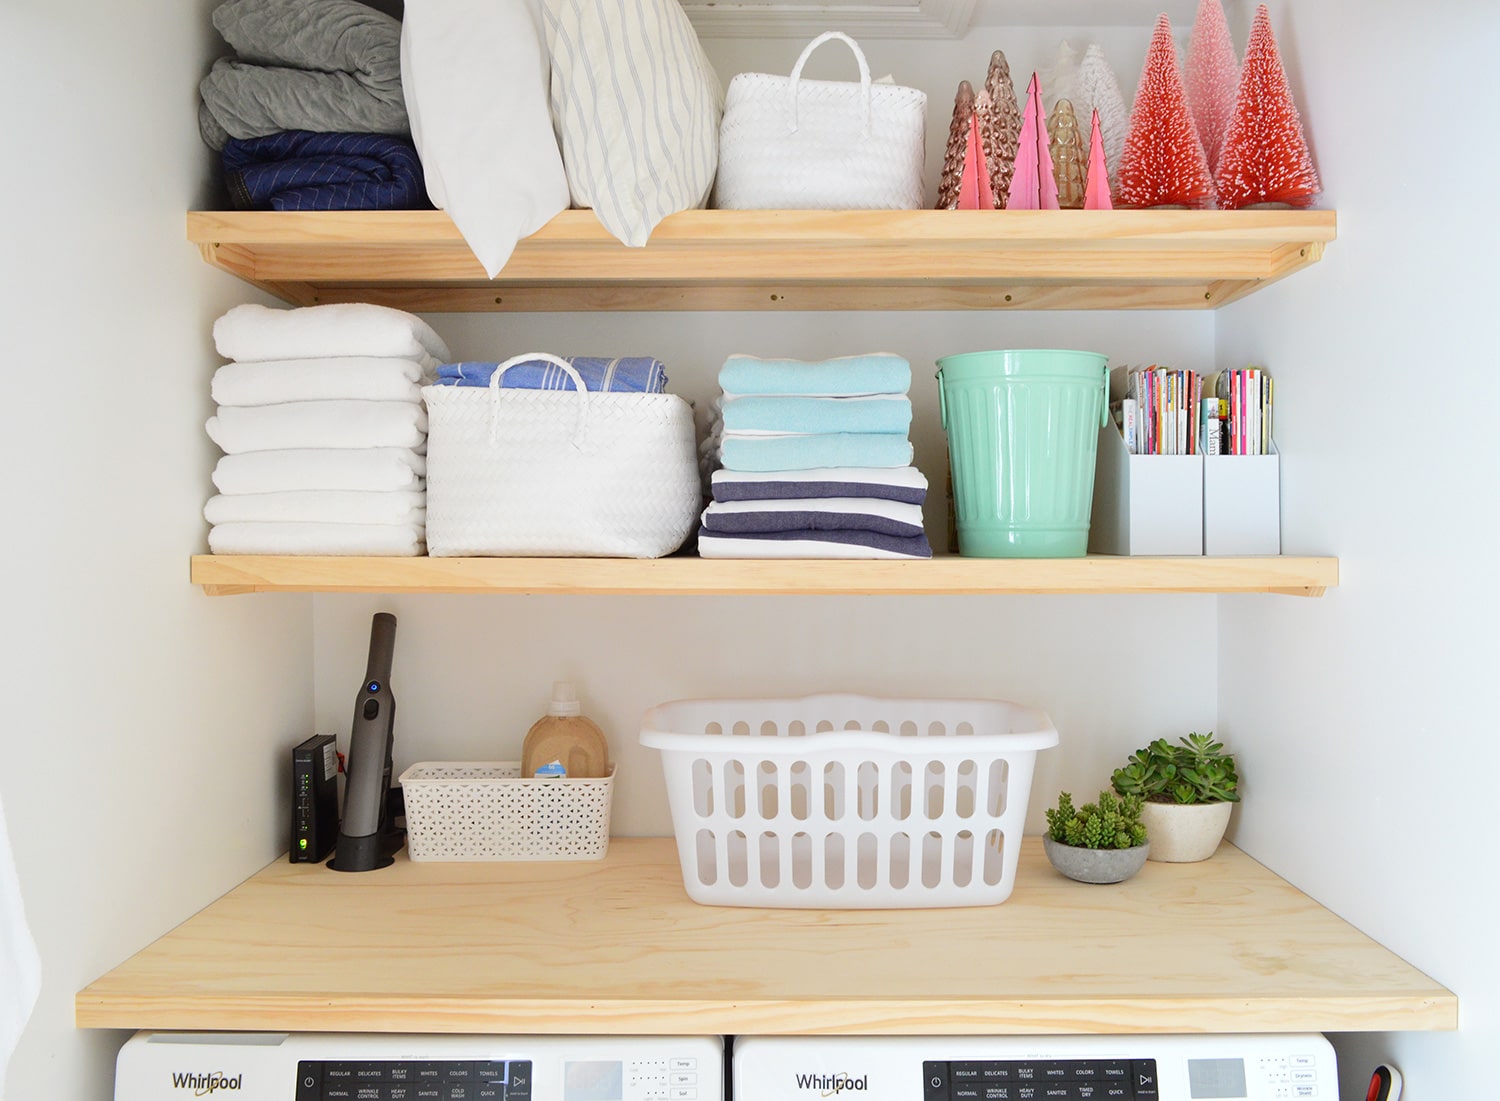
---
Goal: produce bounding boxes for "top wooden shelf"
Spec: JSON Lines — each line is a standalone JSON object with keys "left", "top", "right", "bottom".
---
{"left": 187, "top": 208, "right": 1337, "bottom": 313}
{"left": 76, "top": 836, "right": 1453, "bottom": 1036}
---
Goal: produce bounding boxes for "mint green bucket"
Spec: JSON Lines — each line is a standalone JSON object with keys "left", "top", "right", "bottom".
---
{"left": 937, "top": 349, "right": 1109, "bottom": 558}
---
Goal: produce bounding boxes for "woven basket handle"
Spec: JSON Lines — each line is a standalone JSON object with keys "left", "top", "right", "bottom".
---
{"left": 787, "top": 31, "right": 872, "bottom": 137}
{"left": 488, "top": 353, "right": 590, "bottom": 449}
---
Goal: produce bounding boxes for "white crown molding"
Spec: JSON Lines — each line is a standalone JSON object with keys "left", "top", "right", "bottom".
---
{"left": 681, "top": 0, "right": 976, "bottom": 39}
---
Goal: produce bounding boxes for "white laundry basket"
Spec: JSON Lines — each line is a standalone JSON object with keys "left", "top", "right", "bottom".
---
{"left": 640, "top": 694, "right": 1057, "bottom": 908}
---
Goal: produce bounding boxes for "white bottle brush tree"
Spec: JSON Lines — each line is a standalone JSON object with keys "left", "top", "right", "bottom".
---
{"left": 1074, "top": 44, "right": 1130, "bottom": 194}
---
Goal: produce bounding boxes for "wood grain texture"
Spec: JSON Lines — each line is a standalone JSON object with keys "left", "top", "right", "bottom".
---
{"left": 189, "top": 555, "right": 1339, "bottom": 597}
{"left": 185, "top": 209, "right": 1337, "bottom": 313}
{"left": 76, "top": 837, "right": 1453, "bottom": 1036}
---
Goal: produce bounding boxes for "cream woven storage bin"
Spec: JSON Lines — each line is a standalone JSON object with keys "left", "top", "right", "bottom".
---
{"left": 423, "top": 354, "right": 701, "bottom": 558}
{"left": 398, "top": 762, "right": 614, "bottom": 861}
{"left": 640, "top": 694, "right": 1057, "bottom": 908}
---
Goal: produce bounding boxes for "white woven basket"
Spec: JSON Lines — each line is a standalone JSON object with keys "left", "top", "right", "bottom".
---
{"left": 423, "top": 354, "right": 701, "bottom": 557}
{"left": 640, "top": 693, "right": 1058, "bottom": 908}
{"left": 715, "top": 31, "right": 927, "bottom": 210}
{"left": 399, "top": 762, "right": 614, "bottom": 862}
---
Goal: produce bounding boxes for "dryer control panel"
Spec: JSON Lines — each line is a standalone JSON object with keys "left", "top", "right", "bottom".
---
{"left": 734, "top": 1034, "right": 1335, "bottom": 1101}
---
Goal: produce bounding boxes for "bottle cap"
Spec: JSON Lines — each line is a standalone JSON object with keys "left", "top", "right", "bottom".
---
{"left": 547, "top": 680, "right": 581, "bottom": 716}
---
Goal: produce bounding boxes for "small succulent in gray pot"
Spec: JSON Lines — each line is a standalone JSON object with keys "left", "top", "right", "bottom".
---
{"left": 1042, "top": 789, "right": 1150, "bottom": 884}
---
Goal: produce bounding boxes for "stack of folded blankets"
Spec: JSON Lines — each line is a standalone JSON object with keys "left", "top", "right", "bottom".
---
{"left": 699, "top": 354, "right": 932, "bottom": 559}
{"left": 199, "top": 0, "right": 425, "bottom": 211}
{"left": 204, "top": 303, "right": 450, "bottom": 556}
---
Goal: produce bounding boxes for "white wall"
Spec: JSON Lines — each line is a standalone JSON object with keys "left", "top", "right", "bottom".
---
{"left": 1215, "top": 1, "right": 1499, "bottom": 1097}
{"left": 0, "top": 3, "right": 312, "bottom": 1098}
{"left": 8, "top": 0, "right": 1481, "bottom": 1096}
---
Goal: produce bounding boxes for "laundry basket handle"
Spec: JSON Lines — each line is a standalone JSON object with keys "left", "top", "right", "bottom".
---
{"left": 787, "top": 31, "right": 872, "bottom": 136}
{"left": 488, "top": 353, "right": 590, "bottom": 449}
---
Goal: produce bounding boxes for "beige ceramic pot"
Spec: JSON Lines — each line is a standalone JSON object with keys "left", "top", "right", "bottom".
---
{"left": 1141, "top": 800, "right": 1234, "bottom": 862}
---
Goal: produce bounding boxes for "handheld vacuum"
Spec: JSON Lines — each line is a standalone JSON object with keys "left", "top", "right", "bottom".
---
{"left": 329, "top": 612, "right": 403, "bottom": 871}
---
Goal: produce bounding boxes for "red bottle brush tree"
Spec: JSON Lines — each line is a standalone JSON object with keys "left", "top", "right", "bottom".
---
{"left": 1116, "top": 14, "right": 1216, "bottom": 209}
{"left": 1185, "top": 0, "right": 1239, "bottom": 175}
{"left": 1214, "top": 4, "right": 1321, "bottom": 209}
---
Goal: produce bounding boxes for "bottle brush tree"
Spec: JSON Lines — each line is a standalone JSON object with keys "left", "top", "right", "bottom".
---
{"left": 1116, "top": 13, "right": 1216, "bottom": 208}
{"left": 1185, "top": 0, "right": 1240, "bottom": 175}
{"left": 1214, "top": 3, "right": 1321, "bottom": 208}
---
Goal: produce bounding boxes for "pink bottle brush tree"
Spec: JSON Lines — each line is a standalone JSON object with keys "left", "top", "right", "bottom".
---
{"left": 1214, "top": 4, "right": 1321, "bottom": 209}
{"left": 1184, "top": 0, "right": 1239, "bottom": 175}
{"left": 1116, "top": 14, "right": 1216, "bottom": 209}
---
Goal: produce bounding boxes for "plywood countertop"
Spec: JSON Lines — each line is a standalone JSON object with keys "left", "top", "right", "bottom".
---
{"left": 76, "top": 837, "right": 1454, "bottom": 1036}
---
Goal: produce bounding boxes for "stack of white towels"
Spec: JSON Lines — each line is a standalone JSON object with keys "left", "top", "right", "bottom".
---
{"left": 698, "top": 354, "right": 932, "bottom": 559}
{"left": 205, "top": 302, "right": 450, "bottom": 555}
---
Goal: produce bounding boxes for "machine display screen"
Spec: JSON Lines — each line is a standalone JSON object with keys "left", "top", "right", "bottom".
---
{"left": 564, "top": 1060, "right": 624, "bottom": 1101}
{"left": 1187, "top": 1058, "right": 1248, "bottom": 1098}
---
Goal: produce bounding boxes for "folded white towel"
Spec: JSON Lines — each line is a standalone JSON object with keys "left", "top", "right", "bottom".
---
{"left": 212, "top": 448, "right": 427, "bottom": 494}
{"left": 0, "top": 792, "right": 40, "bottom": 1100}
{"left": 213, "top": 303, "right": 451, "bottom": 364}
{"left": 205, "top": 490, "right": 427, "bottom": 526}
{"left": 207, "top": 401, "right": 428, "bottom": 454}
{"left": 711, "top": 466, "right": 929, "bottom": 492}
{"left": 208, "top": 522, "right": 427, "bottom": 556}
{"left": 697, "top": 533, "right": 922, "bottom": 560}
{"left": 211, "top": 356, "right": 436, "bottom": 406}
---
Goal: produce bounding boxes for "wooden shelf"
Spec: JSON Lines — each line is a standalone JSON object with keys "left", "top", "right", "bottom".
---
{"left": 190, "top": 554, "right": 1338, "bottom": 597}
{"left": 75, "top": 836, "right": 1454, "bottom": 1036}
{"left": 187, "top": 208, "right": 1336, "bottom": 313}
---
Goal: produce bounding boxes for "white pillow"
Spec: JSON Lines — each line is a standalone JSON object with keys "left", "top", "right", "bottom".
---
{"left": 401, "top": 0, "right": 570, "bottom": 278}
{"left": 541, "top": 0, "right": 723, "bottom": 247}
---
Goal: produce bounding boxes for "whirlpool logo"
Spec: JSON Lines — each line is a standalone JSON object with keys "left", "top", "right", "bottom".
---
{"left": 794, "top": 1071, "right": 869, "bottom": 1096}
{"left": 170, "top": 1071, "right": 243, "bottom": 1096}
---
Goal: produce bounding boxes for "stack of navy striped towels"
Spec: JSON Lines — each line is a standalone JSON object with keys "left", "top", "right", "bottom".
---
{"left": 699, "top": 354, "right": 932, "bottom": 559}
{"left": 204, "top": 303, "right": 448, "bottom": 556}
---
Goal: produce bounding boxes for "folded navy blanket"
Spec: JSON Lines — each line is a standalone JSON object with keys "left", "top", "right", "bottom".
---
{"left": 697, "top": 528, "right": 933, "bottom": 560}
{"left": 434, "top": 357, "right": 668, "bottom": 393}
{"left": 711, "top": 466, "right": 928, "bottom": 506}
{"left": 701, "top": 498, "right": 926, "bottom": 538}
{"left": 223, "top": 130, "right": 426, "bottom": 211}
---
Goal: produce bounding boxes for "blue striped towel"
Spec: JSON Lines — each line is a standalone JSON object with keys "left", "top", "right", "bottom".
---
{"left": 433, "top": 357, "right": 668, "bottom": 393}
{"left": 222, "top": 131, "right": 427, "bottom": 212}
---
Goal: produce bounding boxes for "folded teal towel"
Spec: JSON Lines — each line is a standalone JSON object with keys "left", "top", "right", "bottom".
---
{"left": 722, "top": 395, "right": 912, "bottom": 435}
{"left": 721, "top": 433, "right": 914, "bottom": 472}
{"left": 719, "top": 354, "right": 911, "bottom": 397}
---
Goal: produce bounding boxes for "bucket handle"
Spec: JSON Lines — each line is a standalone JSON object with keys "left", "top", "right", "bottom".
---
{"left": 937, "top": 369, "right": 948, "bottom": 431}
{"left": 1100, "top": 363, "right": 1111, "bottom": 427}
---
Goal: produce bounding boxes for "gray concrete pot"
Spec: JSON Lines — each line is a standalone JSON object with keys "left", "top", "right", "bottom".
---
{"left": 1043, "top": 835, "right": 1150, "bottom": 884}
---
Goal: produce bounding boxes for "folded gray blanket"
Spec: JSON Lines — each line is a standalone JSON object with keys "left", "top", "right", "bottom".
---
{"left": 199, "top": 0, "right": 408, "bottom": 150}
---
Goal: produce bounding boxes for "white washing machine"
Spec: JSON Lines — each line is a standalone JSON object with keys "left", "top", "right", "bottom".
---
{"left": 114, "top": 1032, "right": 723, "bottom": 1101}
{"left": 732, "top": 1034, "right": 1336, "bottom": 1101}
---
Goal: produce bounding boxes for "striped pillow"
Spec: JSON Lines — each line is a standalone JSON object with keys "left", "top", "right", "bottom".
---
{"left": 541, "top": 0, "right": 723, "bottom": 247}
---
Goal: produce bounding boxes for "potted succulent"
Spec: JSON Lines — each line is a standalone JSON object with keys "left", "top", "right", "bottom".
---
{"left": 1111, "top": 732, "right": 1239, "bottom": 863}
{"left": 1042, "top": 789, "right": 1150, "bottom": 884}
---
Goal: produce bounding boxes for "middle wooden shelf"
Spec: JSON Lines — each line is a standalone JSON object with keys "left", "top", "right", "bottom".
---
{"left": 190, "top": 553, "right": 1338, "bottom": 597}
